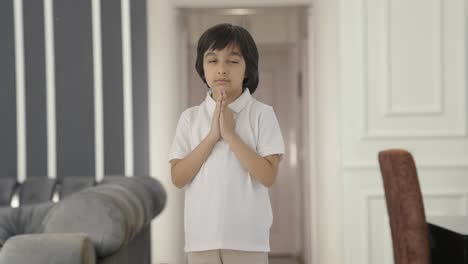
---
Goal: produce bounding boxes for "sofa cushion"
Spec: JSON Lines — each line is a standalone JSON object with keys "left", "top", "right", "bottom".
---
{"left": 59, "top": 176, "right": 95, "bottom": 198}
{"left": 19, "top": 178, "right": 56, "bottom": 205}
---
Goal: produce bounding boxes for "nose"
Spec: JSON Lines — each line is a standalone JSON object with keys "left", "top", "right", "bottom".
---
{"left": 217, "top": 64, "right": 227, "bottom": 75}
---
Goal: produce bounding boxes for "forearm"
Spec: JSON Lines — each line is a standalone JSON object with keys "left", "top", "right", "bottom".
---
{"left": 171, "top": 135, "right": 217, "bottom": 188}
{"left": 226, "top": 134, "right": 276, "bottom": 187}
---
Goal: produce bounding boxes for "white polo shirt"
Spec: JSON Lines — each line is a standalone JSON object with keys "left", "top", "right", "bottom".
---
{"left": 168, "top": 89, "right": 285, "bottom": 252}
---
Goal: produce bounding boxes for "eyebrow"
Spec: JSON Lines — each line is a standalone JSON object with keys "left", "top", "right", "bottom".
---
{"left": 204, "top": 51, "right": 243, "bottom": 58}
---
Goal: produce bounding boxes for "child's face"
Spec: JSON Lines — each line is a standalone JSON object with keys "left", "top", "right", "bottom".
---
{"left": 203, "top": 44, "right": 246, "bottom": 100}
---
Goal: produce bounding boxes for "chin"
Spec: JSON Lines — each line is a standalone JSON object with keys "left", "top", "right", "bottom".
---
{"left": 214, "top": 86, "right": 230, "bottom": 92}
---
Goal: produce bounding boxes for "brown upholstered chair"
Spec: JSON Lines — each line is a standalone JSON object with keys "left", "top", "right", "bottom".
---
{"left": 378, "top": 149, "right": 431, "bottom": 264}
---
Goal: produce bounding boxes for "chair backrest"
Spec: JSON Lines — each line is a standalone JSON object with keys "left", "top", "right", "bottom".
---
{"left": 378, "top": 149, "right": 430, "bottom": 264}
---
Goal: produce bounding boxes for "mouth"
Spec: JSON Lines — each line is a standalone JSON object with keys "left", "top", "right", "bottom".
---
{"left": 215, "top": 79, "right": 230, "bottom": 83}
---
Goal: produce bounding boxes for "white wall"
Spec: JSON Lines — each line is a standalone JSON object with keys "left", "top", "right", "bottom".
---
{"left": 147, "top": 1, "right": 185, "bottom": 263}
{"left": 309, "top": 0, "right": 342, "bottom": 263}
{"left": 340, "top": 0, "right": 468, "bottom": 263}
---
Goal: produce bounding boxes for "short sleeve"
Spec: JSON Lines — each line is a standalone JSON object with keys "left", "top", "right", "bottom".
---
{"left": 256, "top": 106, "right": 285, "bottom": 158}
{"left": 168, "top": 111, "right": 191, "bottom": 161}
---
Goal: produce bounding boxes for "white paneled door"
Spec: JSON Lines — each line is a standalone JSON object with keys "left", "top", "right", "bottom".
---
{"left": 340, "top": 0, "right": 468, "bottom": 263}
{"left": 257, "top": 45, "right": 303, "bottom": 256}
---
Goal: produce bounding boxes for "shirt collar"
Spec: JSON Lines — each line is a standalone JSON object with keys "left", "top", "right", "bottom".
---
{"left": 204, "top": 89, "right": 252, "bottom": 115}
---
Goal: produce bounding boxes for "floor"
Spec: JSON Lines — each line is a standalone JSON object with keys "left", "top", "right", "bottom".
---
{"left": 268, "top": 256, "right": 301, "bottom": 264}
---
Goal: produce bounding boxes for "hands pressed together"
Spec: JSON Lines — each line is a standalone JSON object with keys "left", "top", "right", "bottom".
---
{"left": 208, "top": 90, "right": 237, "bottom": 143}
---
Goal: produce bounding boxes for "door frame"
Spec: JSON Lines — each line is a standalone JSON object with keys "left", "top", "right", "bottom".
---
{"left": 147, "top": 1, "right": 342, "bottom": 264}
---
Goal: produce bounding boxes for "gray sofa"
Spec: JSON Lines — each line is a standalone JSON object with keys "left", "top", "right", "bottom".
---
{"left": 0, "top": 176, "right": 166, "bottom": 264}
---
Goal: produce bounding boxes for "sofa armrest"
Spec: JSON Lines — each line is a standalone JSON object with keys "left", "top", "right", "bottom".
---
{"left": 42, "top": 176, "right": 166, "bottom": 258}
{"left": 0, "top": 233, "right": 95, "bottom": 264}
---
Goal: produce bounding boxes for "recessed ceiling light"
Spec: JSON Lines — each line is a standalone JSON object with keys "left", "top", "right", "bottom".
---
{"left": 225, "top": 8, "right": 256, "bottom": 16}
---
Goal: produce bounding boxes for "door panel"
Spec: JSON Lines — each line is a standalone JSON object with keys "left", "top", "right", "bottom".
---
{"left": 341, "top": 0, "right": 468, "bottom": 263}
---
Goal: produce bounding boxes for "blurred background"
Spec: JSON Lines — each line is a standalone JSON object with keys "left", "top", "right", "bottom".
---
{"left": 2, "top": 0, "right": 467, "bottom": 264}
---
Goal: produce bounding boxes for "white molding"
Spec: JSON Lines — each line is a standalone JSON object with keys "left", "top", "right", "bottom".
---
{"left": 361, "top": 0, "right": 467, "bottom": 139}
{"left": 361, "top": 128, "right": 467, "bottom": 139}
{"left": 362, "top": 192, "right": 385, "bottom": 264}
{"left": 362, "top": 190, "right": 468, "bottom": 203}
{"left": 122, "top": 0, "right": 134, "bottom": 177}
{"left": 361, "top": 192, "right": 372, "bottom": 264}
{"left": 382, "top": 217, "right": 394, "bottom": 264}
{"left": 461, "top": 0, "right": 468, "bottom": 139}
{"left": 344, "top": 161, "right": 468, "bottom": 170}
{"left": 92, "top": 0, "right": 104, "bottom": 182}
{"left": 361, "top": 0, "right": 370, "bottom": 141}
{"left": 44, "top": 0, "right": 57, "bottom": 179}
{"left": 362, "top": 190, "right": 468, "bottom": 263}
{"left": 383, "top": 0, "right": 444, "bottom": 116}
{"left": 305, "top": 7, "right": 316, "bottom": 264}
{"left": 384, "top": 108, "right": 445, "bottom": 116}
{"left": 14, "top": 0, "right": 26, "bottom": 183}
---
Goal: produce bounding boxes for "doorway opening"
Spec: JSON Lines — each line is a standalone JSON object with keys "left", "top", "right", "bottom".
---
{"left": 179, "top": 7, "right": 310, "bottom": 264}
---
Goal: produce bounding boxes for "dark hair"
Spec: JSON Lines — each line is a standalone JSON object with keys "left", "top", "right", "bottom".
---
{"left": 195, "top": 23, "right": 259, "bottom": 94}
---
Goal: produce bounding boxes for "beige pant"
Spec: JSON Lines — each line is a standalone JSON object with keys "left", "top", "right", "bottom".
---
{"left": 187, "top": 249, "right": 269, "bottom": 264}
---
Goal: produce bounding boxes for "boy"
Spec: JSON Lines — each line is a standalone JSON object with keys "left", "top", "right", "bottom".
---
{"left": 169, "top": 23, "right": 284, "bottom": 264}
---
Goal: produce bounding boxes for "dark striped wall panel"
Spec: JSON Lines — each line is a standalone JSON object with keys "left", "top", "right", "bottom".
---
{"left": 132, "top": 0, "right": 149, "bottom": 176}
{"left": 24, "top": 0, "right": 48, "bottom": 177}
{"left": 130, "top": 0, "right": 150, "bottom": 253}
{"left": 54, "top": 0, "right": 95, "bottom": 177}
{"left": 1, "top": 0, "right": 149, "bottom": 180}
{"left": 0, "top": 0, "right": 17, "bottom": 178}
{"left": 102, "top": 0, "right": 125, "bottom": 175}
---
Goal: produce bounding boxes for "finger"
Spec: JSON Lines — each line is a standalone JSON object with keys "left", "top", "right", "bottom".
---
{"left": 221, "top": 99, "right": 226, "bottom": 112}
{"left": 214, "top": 100, "right": 220, "bottom": 114}
{"left": 213, "top": 102, "right": 221, "bottom": 122}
